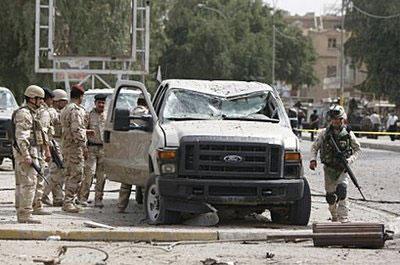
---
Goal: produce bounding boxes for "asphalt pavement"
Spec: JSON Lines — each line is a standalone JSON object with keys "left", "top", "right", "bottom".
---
{"left": 0, "top": 140, "right": 399, "bottom": 264}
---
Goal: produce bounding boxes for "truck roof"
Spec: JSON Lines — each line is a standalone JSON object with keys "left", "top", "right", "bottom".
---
{"left": 162, "top": 79, "right": 274, "bottom": 97}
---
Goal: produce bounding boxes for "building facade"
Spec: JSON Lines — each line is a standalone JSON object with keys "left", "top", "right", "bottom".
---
{"left": 285, "top": 13, "right": 367, "bottom": 104}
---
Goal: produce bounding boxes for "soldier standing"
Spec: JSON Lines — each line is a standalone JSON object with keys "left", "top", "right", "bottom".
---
{"left": 309, "top": 105, "right": 361, "bottom": 223}
{"left": 32, "top": 87, "right": 56, "bottom": 215}
{"left": 117, "top": 96, "right": 149, "bottom": 213}
{"left": 78, "top": 94, "right": 107, "bottom": 208}
{"left": 12, "top": 85, "right": 46, "bottom": 223}
{"left": 42, "top": 89, "right": 68, "bottom": 206}
{"left": 60, "top": 84, "right": 88, "bottom": 213}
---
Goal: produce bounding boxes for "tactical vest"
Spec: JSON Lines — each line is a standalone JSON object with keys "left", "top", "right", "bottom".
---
{"left": 320, "top": 126, "right": 353, "bottom": 170}
{"left": 11, "top": 106, "right": 44, "bottom": 151}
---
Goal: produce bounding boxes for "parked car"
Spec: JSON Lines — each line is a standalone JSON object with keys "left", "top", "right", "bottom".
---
{"left": 103, "top": 80, "right": 311, "bottom": 225}
{"left": 0, "top": 87, "right": 18, "bottom": 166}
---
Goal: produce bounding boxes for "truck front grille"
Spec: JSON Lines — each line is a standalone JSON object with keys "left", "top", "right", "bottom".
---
{"left": 179, "top": 136, "right": 282, "bottom": 180}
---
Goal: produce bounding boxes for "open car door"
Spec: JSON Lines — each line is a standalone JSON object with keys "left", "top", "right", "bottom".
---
{"left": 103, "top": 80, "right": 156, "bottom": 187}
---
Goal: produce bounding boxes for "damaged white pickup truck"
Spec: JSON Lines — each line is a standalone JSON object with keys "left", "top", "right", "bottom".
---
{"left": 103, "top": 79, "right": 311, "bottom": 225}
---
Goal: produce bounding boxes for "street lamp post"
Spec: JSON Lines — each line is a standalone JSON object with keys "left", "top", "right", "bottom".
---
{"left": 197, "top": 3, "right": 227, "bottom": 20}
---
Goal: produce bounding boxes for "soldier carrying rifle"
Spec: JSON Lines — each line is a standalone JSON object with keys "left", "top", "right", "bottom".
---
{"left": 309, "top": 105, "right": 362, "bottom": 223}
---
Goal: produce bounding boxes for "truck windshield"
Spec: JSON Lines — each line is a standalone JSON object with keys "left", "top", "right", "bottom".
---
{"left": 162, "top": 89, "right": 288, "bottom": 125}
{"left": 0, "top": 90, "right": 18, "bottom": 109}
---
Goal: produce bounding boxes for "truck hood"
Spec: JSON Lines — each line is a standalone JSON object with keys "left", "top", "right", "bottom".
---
{"left": 161, "top": 120, "right": 298, "bottom": 150}
{"left": 0, "top": 108, "right": 14, "bottom": 120}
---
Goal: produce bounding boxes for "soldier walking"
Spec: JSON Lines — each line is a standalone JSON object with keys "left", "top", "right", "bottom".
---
{"left": 60, "top": 84, "right": 88, "bottom": 213}
{"left": 42, "top": 89, "right": 68, "bottom": 206}
{"left": 78, "top": 94, "right": 107, "bottom": 208}
{"left": 309, "top": 105, "right": 361, "bottom": 223}
{"left": 12, "top": 85, "right": 46, "bottom": 223}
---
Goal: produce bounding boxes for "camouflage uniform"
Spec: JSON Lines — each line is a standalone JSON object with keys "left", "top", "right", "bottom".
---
{"left": 117, "top": 105, "right": 148, "bottom": 212}
{"left": 78, "top": 108, "right": 106, "bottom": 205}
{"left": 60, "top": 102, "right": 87, "bottom": 211}
{"left": 33, "top": 103, "right": 56, "bottom": 212}
{"left": 311, "top": 126, "right": 361, "bottom": 222}
{"left": 42, "top": 107, "right": 64, "bottom": 206}
{"left": 12, "top": 104, "right": 45, "bottom": 222}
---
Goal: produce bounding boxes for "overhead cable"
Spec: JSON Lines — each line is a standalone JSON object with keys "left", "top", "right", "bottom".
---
{"left": 352, "top": 4, "right": 400, "bottom": 19}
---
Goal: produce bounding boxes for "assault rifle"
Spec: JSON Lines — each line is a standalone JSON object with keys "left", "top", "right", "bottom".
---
{"left": 31, "top": 161, "right": 49, "bottom": 185}
{"left": 329, "top": 134, "right": 366, "bottom": 201}
{"left": 50, "top": 139, "right": 64, "bottom": 169}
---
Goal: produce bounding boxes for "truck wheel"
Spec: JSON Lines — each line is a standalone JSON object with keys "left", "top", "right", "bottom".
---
{"left": 135, "top": 186, "right": 143, "bottom": 205}
{"left": 271, "top": 178, "right": 311, "bottom": 226}
{"left": 287, "top": 178, "right": 311, "bottom": 225}
{"left": 144, "top": 174, "right": 181, "bottom": 225}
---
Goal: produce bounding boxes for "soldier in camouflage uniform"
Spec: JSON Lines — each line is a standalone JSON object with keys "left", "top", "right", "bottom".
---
{"left": 78, "top": 93, "right": 107, "bottom": 208}
{"left": 12, "top": 85, "right": 46, "bottom": 223}
{"left": 310, "top": 105, "right": 361, "bottom": 223}
{"left": 117, "top": 96, "right": 149, "bottom": 213}
{"left": 32, "top": 87, "right": 56, "bottom": 215}
{"left": 42, "top": 89, "right": 68, "bottom": 206}
{"left": 60, "top": 84, "right": 88, "bottom": 213}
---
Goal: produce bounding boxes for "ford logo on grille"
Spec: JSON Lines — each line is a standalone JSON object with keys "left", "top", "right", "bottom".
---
{"left": 223, "top": 155, "right": 243, "bottom": 164}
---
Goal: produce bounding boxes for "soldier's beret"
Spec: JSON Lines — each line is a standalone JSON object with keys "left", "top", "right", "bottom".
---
{"left": 94, "top": 93, "right": 107, "bottom": 101}
{"left": 71, "top": 84, "right": 85, "bottom": 94}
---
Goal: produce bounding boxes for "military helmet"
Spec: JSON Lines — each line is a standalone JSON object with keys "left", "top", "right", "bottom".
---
{"left": 328, "top": 105, "right": 346, "bottom": 119}
{"left": 43, "top": 87, "right": 55, "bottom": 99}
{"left": 24, "top": 85, "right": 45, "bottom": 98}
{"left": 53, "top": 89, "right": 68, "bottom": 101}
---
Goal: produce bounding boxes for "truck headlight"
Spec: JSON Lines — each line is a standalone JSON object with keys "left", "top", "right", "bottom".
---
{"left": 157, "top": 149, "right": 177, "bottom": 160}
{"left": 284, "top": 151, "right": 302, "bottom": 179}
{"left": 157, "top": 148, "right": 178, "bottom": 175}
{"left": 161, "top": 163, "right": 176, "bottom": 174}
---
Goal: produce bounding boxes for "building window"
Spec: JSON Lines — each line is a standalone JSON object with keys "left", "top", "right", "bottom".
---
{"left": 328, "top": 38, "right": 337, "bottom": 48}
{"left": 327, "top": 65, "right": 337, "bottom": 77}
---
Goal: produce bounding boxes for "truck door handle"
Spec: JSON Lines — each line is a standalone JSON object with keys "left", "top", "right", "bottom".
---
{"left": 104, "top": 130, "right": 111, "bottom": 143}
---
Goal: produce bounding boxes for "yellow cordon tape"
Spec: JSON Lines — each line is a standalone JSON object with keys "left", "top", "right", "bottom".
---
{"left": 298, "top": 129, "right": 400, "bottom": 136}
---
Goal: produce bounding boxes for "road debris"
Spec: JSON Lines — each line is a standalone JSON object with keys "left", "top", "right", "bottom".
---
{"left": 183, "top": 212, "right": 219, "bottom": 227}
{"left": 265, "top": 252, "right": 275, "bottom": 259}
{"left": 46, "top": 235, "right": 61, "bottom": 241}
{"left": 83, "top": 221, "right": 116, "bottom": 230}
{"left": 201, "top": 258, "right": 235, "bottom": 265}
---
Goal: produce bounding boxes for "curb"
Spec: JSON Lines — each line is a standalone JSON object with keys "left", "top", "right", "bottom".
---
{"left": 0, "top": 228, "right": 218, "bottom": 242}
{"left": 301, "top": 135, "right": 400, "bottom": 153}
{"left": 359, "top": 142, "right": 400, "bottom": 153}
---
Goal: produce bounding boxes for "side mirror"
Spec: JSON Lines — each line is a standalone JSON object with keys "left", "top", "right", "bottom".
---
{"left": 114, "top": 108, "right": 130, "bottom": 131}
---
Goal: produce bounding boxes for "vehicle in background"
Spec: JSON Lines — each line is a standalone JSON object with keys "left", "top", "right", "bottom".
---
{"left": 82, "top": 89, "right": 113, "bottom": 113}
{"left": 103, "top": 79, "right": 311, "bottom": 226}
{"left": 0, "top": 87, "right": 19, "bottom": 166}
{"left": 82, "top": 88, "right": 150, "bottom": 113}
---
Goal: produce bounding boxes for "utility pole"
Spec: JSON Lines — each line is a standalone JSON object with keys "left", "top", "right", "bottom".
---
{"left": 339, "top": 0, "right": 345, "bottom": 105}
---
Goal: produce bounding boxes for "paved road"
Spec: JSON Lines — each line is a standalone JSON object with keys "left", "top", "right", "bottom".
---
{"left": 0, "top": 142, "right": 399, "bottom": 264}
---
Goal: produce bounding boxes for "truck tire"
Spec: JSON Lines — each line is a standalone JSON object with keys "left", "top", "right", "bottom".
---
{"left": 144, "top": 174, "right": 181, "bottom": 225}
{"left": 271, "top": 178, "right": 311, "bottom": 226}
{"left": 135, "top": 186, "right": 143, "bottom": 204}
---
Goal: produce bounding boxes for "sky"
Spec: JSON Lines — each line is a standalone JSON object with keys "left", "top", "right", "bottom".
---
{"left": 264, "top": 0, "right": 341, "bottom": 16}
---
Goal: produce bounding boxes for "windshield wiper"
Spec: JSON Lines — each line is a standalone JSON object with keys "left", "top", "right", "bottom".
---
{"left": 222, "top": 115, "right": 280, "bottom": 123}
{"left": 166, "top": 117, "right": 211, "bottom": 121}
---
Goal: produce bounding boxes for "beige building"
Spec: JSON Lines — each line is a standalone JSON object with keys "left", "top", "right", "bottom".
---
{"left": 284, "top": 13, "right": 367, "bottom": 103}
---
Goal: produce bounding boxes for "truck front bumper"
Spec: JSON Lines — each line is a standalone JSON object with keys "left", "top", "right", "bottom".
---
{"left": 157, "top": 177, "right": 305, "bottom": 212}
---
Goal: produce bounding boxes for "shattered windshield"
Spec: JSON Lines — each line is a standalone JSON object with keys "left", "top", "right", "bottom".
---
{"left": 161, "top": 88, "right": 289, "bottom": 125}
{"left": 0, "top": 90, "right": 18, "bottom": 109}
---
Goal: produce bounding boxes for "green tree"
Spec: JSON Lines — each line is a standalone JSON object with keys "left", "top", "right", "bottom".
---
{"left": 159, "top": 0, "right": 316, "bottom": 88}
{"left": 345, "top": 0, "right": 400, "bottom": 103}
